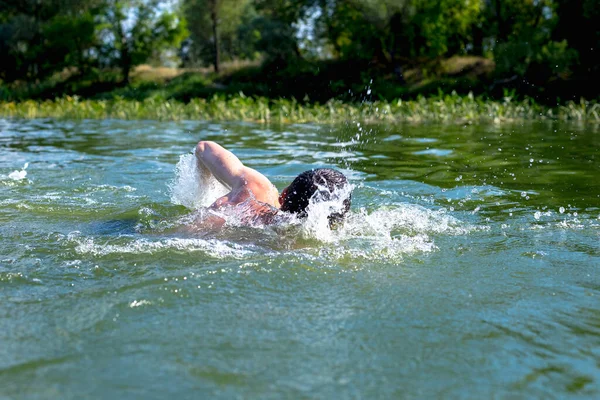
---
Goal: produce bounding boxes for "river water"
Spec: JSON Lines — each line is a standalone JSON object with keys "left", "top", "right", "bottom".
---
{"left": 1, "top": 118, "right": 599, "bottom": 399}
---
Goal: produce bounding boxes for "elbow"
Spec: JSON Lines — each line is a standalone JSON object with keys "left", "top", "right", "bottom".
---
{"left": 195, "top": 141, "right": 213, "bottom": 158}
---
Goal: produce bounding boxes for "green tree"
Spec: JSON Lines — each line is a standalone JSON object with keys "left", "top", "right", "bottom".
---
{"left": 251, "top": 0, "right": 318, "bottom": 64}
{"left": 43, "top": 13, "right": 98, "bottom": 77}
{"left": 183, "top": 0, "right": 252, "bottom": 71}
{"left": 552, "top": 0, "right": 599, "bottom": 75}
{"left": 318, "top": 0, "right": 481, "bottom": 80}
{"left": 484, "top": 0, "right": 579, "bottom": 81}
{"left": 0, "top": 0, "right": 101, "bottom": 82}
{"left": 98, "top": 0, "right": 187, "bottom": 84}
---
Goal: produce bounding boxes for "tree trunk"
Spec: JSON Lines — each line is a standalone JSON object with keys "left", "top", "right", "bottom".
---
{"left": 495, "top": 0, "right": 509, "bottom": 42}
{"left": 75, "top": 35, "right": 86, "bottom": 78}
{"left": 116, "top": 19, "right": 131, "bottom": 85}
{"left": 389, "top": 12, "right": 406, "bottom": 84}
{"left": 210, "top": 0, "right": 220, "bottom": 73}
{"left": 32, "top": 1, "right": 42, "bottom": 81}
{"left": 472, "top": 24, "right": 484, "bottom": 56}
{"left": 122, "top": 52, "right": 131, "bottom": 85}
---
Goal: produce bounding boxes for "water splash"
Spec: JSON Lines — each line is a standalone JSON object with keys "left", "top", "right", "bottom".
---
{"left": 70, "top": 234, "right": 256, "bottom": 259}
{"left": 301, "top": 203, "right": 477, "bottom": 260}
{"left": 4, "top": 162, "right": 29, "bottom": 181}
{"left": 68, "top": 200, "right": 471, "bottom": 262}
{"left": 300, "top": 182, "right": 354, "bottom": 241}
{"left": 163, "top": 149, "right": 479, "bottom": 261}
{"left": 169, "top": 152, "right": 228, "bottom": 209}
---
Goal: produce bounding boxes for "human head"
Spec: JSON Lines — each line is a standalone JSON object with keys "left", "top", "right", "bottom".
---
{"left": 279, "top": 168, "right": 352, "bottom": 226}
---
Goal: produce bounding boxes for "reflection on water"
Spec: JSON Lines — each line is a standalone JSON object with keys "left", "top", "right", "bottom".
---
{"left": 0, "top": 118, "right": 599, "bottom": 398}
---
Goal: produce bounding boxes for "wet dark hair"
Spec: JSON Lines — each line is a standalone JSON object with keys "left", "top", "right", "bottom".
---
{"left": 280, "top": 168, "right": 351, "bottom": 226}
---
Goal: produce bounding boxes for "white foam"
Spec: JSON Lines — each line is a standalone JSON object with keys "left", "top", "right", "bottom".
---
{"left": 300, "top": 182, "right": 355, "bottom": 241}
{"left": 164, "top": 151, "right": 480, "bottom": 261}
{"left": 87, "top": 184, "right": 137, "bottom": 193}
{"left": 298, "top": 203, "right": 476, "bottom": 261}
{"left": 66, "top": 198, "right": 476, "bottom": 263}
{"left": 347, "top": 204, "right": 475, "bottom": 236}
{"left": 129, "top": 300, "right": 152, "bottom": 308}
{"left": 72, "top": 236, "right": 254, "bottom": 259}
{"left": 169, "top": 152, "right": 229, "bottom": 209}
{"left": 302, "top": 196, "right": 475, "bottom": 244}
{"left": 313, "top": 233, "right": 437, "bottom": 262}
{"left": 4, "top": 162, "right": 28, "bottom": 181}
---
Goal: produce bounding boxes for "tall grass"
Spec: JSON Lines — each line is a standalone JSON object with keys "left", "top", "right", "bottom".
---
{"left": 0, "top": 93, "right": 598, "bottom": 123}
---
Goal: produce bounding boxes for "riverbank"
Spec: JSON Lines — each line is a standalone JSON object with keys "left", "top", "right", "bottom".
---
{"left": 0, "top": 58, "right": 495, "bottom": 103}
{"left": 0, "top": 94, "right": 598, "bottom": 124}
{"left": 4, "top": 57, "right": 597, "bottom": 106}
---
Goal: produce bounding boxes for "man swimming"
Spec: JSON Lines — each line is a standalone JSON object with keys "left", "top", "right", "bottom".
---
{"left": 193, "top": 141, "right": 352, "bottom": 227}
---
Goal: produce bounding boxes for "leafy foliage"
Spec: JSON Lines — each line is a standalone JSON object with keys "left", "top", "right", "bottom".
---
{"left": 320, "top": 0, "right": 481, "bottom": 61}
{"left": 97, "top": 0, "right": 187, "bottom": 83}
{"left": 182, "top": 0, "right": 253, "bottom": 70}
{"left": 0, "top": 0, "right": 186, "bottom": 84}
{"left": 0, "top": 0, "right": 102, "bottom": 81}
{"left": 0, "top": 0, "right": 597, "bottom": 99}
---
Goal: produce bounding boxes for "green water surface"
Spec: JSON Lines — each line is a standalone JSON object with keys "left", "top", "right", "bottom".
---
{"left": 1, "top": 118, "right": 599, "bottom": 399}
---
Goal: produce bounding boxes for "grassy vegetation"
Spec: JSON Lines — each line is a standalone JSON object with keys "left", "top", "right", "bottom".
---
{"left": 1, "top": 59, "right": 597, "bottom": 124}
{"left": 1, "top": 93, "right": 598, "bottom": 124}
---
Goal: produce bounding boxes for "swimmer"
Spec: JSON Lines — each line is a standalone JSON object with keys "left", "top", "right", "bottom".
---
{"left": 192, "top": 141, "right": 352, "bottom": 228}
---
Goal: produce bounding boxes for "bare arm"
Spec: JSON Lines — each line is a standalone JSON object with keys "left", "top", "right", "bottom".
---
{"left": 194, "top": 141, "right": 277, "bottom": 207}
{"left": 195, "top": 141, "right": 248, "bottom": 189}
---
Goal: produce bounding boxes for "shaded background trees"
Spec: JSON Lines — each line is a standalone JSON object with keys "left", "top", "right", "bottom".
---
{"left": 0, "top": 0, "right": 102, "bottom": 82}
{"left": 98, "top": 0, "right": 187, "bottom": 84}
{"left": 0, "top": 0, "right": 186, "bottom": 84}
{"left": 182, "top": 0, "right": 253, "bottom": 72}
{"left": 0, "top": 0, "right": 597, "bottom": 100}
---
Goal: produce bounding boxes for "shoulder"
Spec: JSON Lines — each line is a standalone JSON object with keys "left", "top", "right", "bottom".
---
{"left": 241, "top": 168, "right": 279, "bottom": 207}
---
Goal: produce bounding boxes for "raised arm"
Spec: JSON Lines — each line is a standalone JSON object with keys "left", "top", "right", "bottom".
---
{"left": 195, "top": 141, "right": 247, "bottom": 189}
{"left": 194, "top": 141, "right": 279, "bottom": 208}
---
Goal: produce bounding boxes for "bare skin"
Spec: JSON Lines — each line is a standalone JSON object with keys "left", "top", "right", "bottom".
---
{"left": 184, "top": 141, "right": 350, "bottom": 234}
{"left": 194, "top": 141, "right": 289, "bottom": 224}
